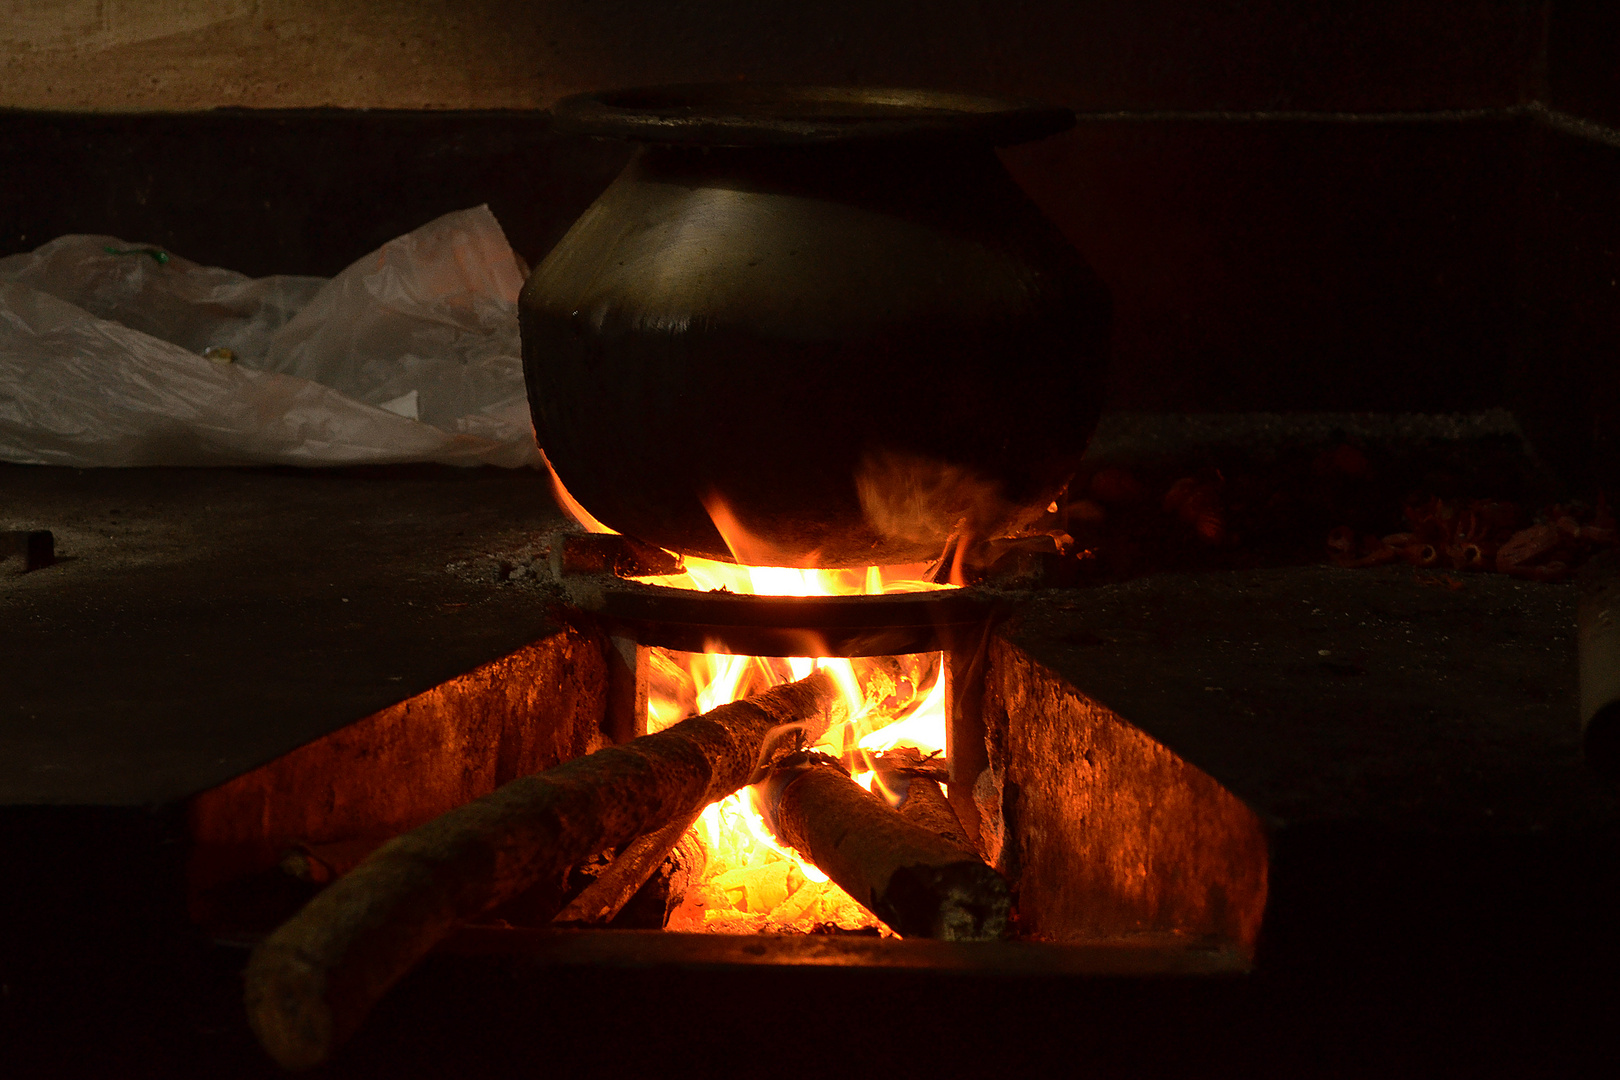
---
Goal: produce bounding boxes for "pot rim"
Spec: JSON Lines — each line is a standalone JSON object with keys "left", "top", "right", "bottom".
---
{"left": 548, "top": 83, "right": 1075, "bottom": 147}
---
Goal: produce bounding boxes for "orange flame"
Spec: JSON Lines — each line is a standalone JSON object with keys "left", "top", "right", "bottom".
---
{"left": 655, "top": 639, "right": 947, "bottom": 934}
{"left": 544, "top": 465, "right": 953, "bottom": 932}
{"left": 645, "top": 494, "right": 950, "bottom": 934}
{"left": 542, "top": 450, "right": 616, "bottom": 535}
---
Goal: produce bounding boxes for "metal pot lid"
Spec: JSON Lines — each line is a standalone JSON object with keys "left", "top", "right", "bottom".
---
{"left": 548, "top": 84, "right": 1075, "bottom": 147}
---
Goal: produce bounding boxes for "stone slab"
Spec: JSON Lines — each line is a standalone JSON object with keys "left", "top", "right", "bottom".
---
{"left": 1004, "top": 564, "right": 1611, "bottom": 834}
{"left": 0, "top": 464, "right": 570, "bottom": 805}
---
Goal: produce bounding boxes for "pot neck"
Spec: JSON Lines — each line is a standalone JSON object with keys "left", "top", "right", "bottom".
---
{"left": 624, "top": 140, "right": 1023, "bottom": 226}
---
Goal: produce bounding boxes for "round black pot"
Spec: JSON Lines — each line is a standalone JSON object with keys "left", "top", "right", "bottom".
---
{"left": 522, "top": 85, "right": 1110, "bottom": 566}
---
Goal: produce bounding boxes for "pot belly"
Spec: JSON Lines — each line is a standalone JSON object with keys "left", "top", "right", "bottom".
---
{"left": 524, "top": 307, "right": 1102, "bottom": 565}
{"left": 521, "top": 143, "right": 1109, "bottom": 565}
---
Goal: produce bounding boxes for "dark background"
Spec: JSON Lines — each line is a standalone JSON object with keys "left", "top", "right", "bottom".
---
{"left": 1, "top": 2, "right": 1616, "bottom": 481}
{"left": 3, "top": 6, "right": 1619, "bottom": 1075}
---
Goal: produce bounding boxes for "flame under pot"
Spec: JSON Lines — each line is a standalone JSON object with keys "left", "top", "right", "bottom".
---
{"left": 522, "top": 86, "right": 1111, "bottom": 565}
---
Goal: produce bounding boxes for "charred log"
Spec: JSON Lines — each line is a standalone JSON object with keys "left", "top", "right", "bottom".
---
{"left": 901, "top": 778, "right": 976, "bottom": 855}
{"left": 608, "top": 825, "right": 707, "bottom": 929}
{"left": 245, "top": 670, "right": 846, "bottom": 1071}
{"left": 877, "top": 749, "right": 974, "bottom": 853}
{"left": 552, "top": 810, "right": 707, "bottom": 927}
{"left": 761, "top": 751, "right": 1011, "bottom": 942}
{"left": 551, "top": 530, "right": 684, "bottom": 578}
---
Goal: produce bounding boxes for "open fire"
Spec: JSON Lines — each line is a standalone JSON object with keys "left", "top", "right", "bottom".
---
{"left": 216, "top": 450, "right": 1273, "bottom": 1072}
{"left": 648, "top": 637, "right": 948, "bottom": 935}
{"left": 548, "top": 452, "right": 965, "bottom": 934}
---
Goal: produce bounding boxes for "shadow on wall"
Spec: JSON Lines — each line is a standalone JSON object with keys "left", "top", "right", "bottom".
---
{"left": 0, "top": 1, "right": 1543, "bottom": 113}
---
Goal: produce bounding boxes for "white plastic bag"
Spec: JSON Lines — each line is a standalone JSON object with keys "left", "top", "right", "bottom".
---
{"left": 0, "top": 206, "right": 541, "bottom": 468}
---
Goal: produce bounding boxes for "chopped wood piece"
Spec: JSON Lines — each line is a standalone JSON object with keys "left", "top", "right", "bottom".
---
{"left": 878, "top": 749, "right": 974, "bottom": 853}
{"left": 245, "top": 670, "right": 846, "bottom": 1071}
{"left": 612, "top": 825, "right": 707, "bottom": 928}
{"left": 900, "top": 777, "right": 974, "bottom": 853}
{"left": 858, "top": 654, "right": 941, "bottom": 721}
{"left": 761, "top": 751, "right": 1011, "bottom": 942}
{"left": 552, "top": 810, "right": 706, "bottom": 926}
{"left": 552, "top": 530, "right": 685, "bottom": 578}
{"left": 871, "top": 747, "right": 950, "bottom": 784}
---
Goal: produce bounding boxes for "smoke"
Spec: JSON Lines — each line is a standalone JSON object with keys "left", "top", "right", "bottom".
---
{"left": 854, "top": 450, "right": 1046, "bottom": 550}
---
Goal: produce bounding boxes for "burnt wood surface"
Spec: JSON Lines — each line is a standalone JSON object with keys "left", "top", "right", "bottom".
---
{"left": 244, "top": 669, "right": 847, "bottom": 1070}
{"left": 761, "top": 751, "right": 1011, "bottom": 940}
{"left": 550, "top": 811, "right": 706, "bottom": 926}
{"left": 874, "top": 746, "right": 974, "bottom": 850}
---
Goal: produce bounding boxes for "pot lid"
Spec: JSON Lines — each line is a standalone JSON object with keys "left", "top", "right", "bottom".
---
{"left": 548, "top": 84, "right": 1074, "bottom": 147}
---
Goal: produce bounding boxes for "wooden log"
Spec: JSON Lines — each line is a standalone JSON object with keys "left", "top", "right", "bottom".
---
{"left": 609, "top": 824, "right": 707, "bottom": 929}
{"left": 877, "top": 749, "right": 975, "bottom": 853}
{"left": 245, "top": 670, "right": 846, "bottom": 1071}
{"left": 901, "top": 777, "right": 975, "bottom": 854}
{"left": 551, "top": 530, "right": 684, "bottom": 578}
{"left": 760, "top": 751, "right": 1011, "bottom": 942}
{"left": 870, "top": 747, "right": 950, "bottom": 784}
{"left": 551, "top": 809, "right": 706, "bottom": 926}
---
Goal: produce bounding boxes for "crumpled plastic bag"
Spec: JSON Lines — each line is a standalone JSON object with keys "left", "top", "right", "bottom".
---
{"left": 0, "top": 205, "right": 541, "bottom": 468}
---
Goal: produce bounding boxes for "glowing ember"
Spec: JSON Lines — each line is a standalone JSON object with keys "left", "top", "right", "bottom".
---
{"left": 546, "top": 462, "right": 953, "bottom": 934}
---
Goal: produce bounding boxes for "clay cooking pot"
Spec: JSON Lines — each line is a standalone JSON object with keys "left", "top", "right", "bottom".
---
{"left": 522, "top": 84, "right": 1110, "bottom": 566}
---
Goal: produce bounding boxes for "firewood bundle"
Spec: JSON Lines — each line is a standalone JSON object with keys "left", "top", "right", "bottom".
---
{"left": 246, "top": 666, "right": 1010, "bottom": 1070}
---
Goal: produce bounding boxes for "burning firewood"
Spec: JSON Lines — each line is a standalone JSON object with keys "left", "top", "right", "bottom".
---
{"left": 552, "top": 810, "right": 707, "bottom": 926}
{"left": 876, "top": 748, "right": 975, "bottom": 853}
{"left": 760, "top": 751, "right": 1012, "bottom": 941}
{"left": 245, "top": 669, "right": 851, "bottom": 1070}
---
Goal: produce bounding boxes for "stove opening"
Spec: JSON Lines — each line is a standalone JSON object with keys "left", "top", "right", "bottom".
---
{"left": 606, "top": 489, "right": 982, "bottom": 936}
{"left": 648, "top": 643, "right": 945, "bottom": 935}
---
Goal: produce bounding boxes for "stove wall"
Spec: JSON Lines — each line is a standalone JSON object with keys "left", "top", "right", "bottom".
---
{"left": 184, "top": 627, "right": 610, "bottom": 931}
